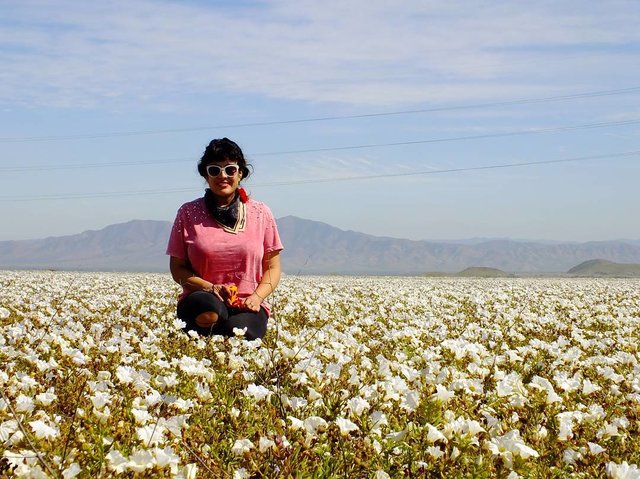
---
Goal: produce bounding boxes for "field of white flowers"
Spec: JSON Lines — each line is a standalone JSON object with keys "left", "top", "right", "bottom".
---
{"left": 1, "top": 271, "right": 640, "bottom": 478}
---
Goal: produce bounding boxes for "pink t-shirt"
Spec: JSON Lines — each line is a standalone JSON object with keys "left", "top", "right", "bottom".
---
{"left": 166, "top": 197, "right": 283, "bottom": 315}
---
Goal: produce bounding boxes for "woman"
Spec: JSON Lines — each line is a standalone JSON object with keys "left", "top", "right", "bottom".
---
{"left": 166, "top": 138, "right": 283, "bottom": 340}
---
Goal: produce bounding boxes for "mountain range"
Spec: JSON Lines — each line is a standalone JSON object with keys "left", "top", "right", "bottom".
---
{"left": 1, "top": 216, "right": 640, "bottom": 275}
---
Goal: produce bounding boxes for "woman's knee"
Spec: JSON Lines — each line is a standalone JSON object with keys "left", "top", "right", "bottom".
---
{"left": 195, "top": 311, "right": 219, "bottom": 328}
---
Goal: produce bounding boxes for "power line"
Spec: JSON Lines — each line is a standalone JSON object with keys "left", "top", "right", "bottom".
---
{"left": 255, "top": 119, "right": 640, "bottom": 156}
{"left": 2, "top": 150, "right": 638, "bottom": 202}
{"left": 255, "top": 150, "right": 640, "bottom": 186}
{"left": 2, "top": 118, "right": 639, "bottom": 172}
{"left": 1, "top": 86, "right": 639, "bottom": 143}
{"left": 0, "top": 156, "right": 194, "bottom": 172}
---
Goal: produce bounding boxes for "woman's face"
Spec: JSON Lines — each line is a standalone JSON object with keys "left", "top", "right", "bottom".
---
{"left": 205, "top": 160, "right": 243, "bottom": 205}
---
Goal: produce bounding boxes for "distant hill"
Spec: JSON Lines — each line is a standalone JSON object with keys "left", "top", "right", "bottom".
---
{"left": 1, "top": 216, "right": 640, "bottom": 274}
{"left": 0, "top": 220, "right": 171, "bottom": 272}
{"left": 423, "top": 266, "right": 512, "bottom": 278}
{"left": 276, "top": 216, "right": 640, "bottom": 274}
{"left": 456, "top": 267, "right": 513, "bottom": 277}
{"left": 567, "top": 259, "right": 640, "bottom": 277}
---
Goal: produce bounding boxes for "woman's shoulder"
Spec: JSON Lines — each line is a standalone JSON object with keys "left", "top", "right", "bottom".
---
{"left": 246, "top": 198, "right": 275, "bottom": 216}
{"left": 174, "top": 197, "right": 207, "bottom": 220}
{"left": 177, "top": 197, "right": 205, "bottom": 212}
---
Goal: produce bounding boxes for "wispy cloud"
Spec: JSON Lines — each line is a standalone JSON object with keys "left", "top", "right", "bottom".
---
{"left": 1, "top": 0, "right": 639, "bottom": 109}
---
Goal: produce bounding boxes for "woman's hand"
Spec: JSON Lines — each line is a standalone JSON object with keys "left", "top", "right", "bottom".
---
{"left": 242, "top": 292, "right": 263, "bottom": 312}
{"left": 209, "top": 284, "right": 225, "bottom": 301}
{"left": 210, "top": 284, "right": 235, "bottom": 305}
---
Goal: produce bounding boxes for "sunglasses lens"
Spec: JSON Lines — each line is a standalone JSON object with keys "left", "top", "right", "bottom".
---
{"left": 207, "top": 164, "right": 239, "bottom": 176}
{"left": 207, "top": 165, "right": 221, "bottom": 176}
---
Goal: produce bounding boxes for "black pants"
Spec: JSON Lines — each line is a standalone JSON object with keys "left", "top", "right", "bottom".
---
{"left": 177, "top": 291, "right": 268, "bottom": 340}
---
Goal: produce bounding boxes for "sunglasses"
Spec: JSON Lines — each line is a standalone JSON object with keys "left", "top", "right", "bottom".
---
{"left": 206, "top": 164, "right": 240, "bottom": 177}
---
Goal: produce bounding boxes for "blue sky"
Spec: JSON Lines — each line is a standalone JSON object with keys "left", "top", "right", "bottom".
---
{"left": 1, "top": 0, "right": 639, "bottom": 242}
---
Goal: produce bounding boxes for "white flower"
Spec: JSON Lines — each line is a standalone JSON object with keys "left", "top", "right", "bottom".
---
{"left": 94, "top": 406, "right": 111, "bottom": 425}
{"left": 195, "top": 383, "right": 213, "bottom": 401}
{"left": 588, "top": 442, "right": 606, "bottom": 455}
{"left": 234, "top": 468, "right": 250, "bottom": 479}
{"left": 533, "top": 425, "right": 548, "bottom": 440}
{"left": 582, "top": 378, "right": 601, "bottom": 395}
{"left": 115, "top": 365, "right": 135, "bottom": 385}
{"left": 307, "top": 388, "right": 322, "bottom": 400}
{"left": 496, "top": 372, "right": 528, "bottom": 401}
{"left": 385, "top": 429, "right": 407, "bottom": 442}
{"left": 258, "top": 436, "right": 275, "bottom": 452}
{"left": 15, "top": 394, "right": 35, "bottom": 413}
{"left": 168, "top": 397, "right": 193, "bottom": 412}
{"left": 137, "top": 424, "right": 166, "bottom": 446}
{"left": 427, "top": 446, "right": 445, "bottom": 459}
{"left": 335, "top": 417, "right": 359, "bottom": 436}
{"left": 231, "top": 439, "right": 254, "bottom": 456}
{"left": 153, "top": 447, "right": 181, "bottom": 470}
{"left": 243, "top": 384, "right": 272, "bottom": 402}
{"left": 232, "top": 327, "right": 247, "bottom": 337}
{"left": 288, "top": 416, "right": 304, "bottom": 430}
{"left": 183, "top": 463, "right": 198, "bottom": 479}
{"left": 529, "top": 376, "right": 562, "bottom": 403}
{"left": 303, "top": 416, "right": 328, "bottom": 435}
{"left": 90, "top": 391, "right": 111, "bottom": 410}
{"left": 0, "top": 307, "right": 10, "bottom": 319}
{"left": 3, "top": 450, "right": 37, "bottom": 469}
{"left": 598, "top": 422, "right": 622, "bottom": 440}
{"left": 29, "top": 420, "right": 59, "bottom": 440}
{"left": 346, "top": 396, "right": 370, "bottom": 417}
{"left": 155, "top": 373, "right": 179, "bottom": 390}
{"left": 165, "top": 414, "right": 190, "bottom": 437}
{"left": 62, "top": 462, "right": 82, "bottom": 478}
{"left": 35, "top": 392, "right": 57, "bottom": 406}
{"left": 16, "top": 373, "right": 38, "bottom": 391}
{"left": 401, "top": 390, "right": 420, "bottom": 412}
{"left": 606, "top": 461, "right": 640, "bottom": 479}
{"left": 325, "top": 362, "right": 342, "bottom": 379}
{"left": 132, "top": 408, "right": 152, "bottom": 425}
{"left": 426, "top": 424, "right": 447, "bottom": 443}
{"left": 0, "top": 420, "right": 19, "bottom": 443}
{"left": 369, "top": 410, "right": 388, "bottom": 436}
{"left": 127, "top": 449, "right": 155, "bottom": 473}
{"left": 375, "top": 471, "right": 391, "bottom": 479}
{"left": 487, "top": 430, "right": 539, "bottom": 469}
{"left": 431, "top": 384, "right": 455, "bottom": 403}
{"left": 173, "top": 318, "right": 187, "bottom": 329}
{"left": 144, "top": 390, "right": 163, "bottom": 407}
{"left": 287, "top": 396, "right": 308, "bottom": 410}
{"left": 451, "top": 446, "right": 461, "bottom": 460}
{"left": 556, "top": 411, "right": 583, "bottom": 441}
{"left": 106, "top": 450, "right": 128, "bottom": 474}
{"left": 563, "top": 448, "right": 583, "bottom": 465}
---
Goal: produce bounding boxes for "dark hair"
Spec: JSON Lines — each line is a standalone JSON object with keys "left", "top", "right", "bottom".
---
{"left": 197, "top": 138, "right": 251, "bottom": 179}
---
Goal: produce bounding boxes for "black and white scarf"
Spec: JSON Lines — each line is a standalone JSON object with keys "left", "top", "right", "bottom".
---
{"left": 204, "top": 189, "right": 246, "bottom": 234}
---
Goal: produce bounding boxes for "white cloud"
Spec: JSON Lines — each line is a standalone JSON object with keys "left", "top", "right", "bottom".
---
{"left": 0, "top": 0, "right": 638, "bottom": 109}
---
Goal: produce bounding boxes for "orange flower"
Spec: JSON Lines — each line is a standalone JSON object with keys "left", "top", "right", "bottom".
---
{"left": 228, "top": 285, "right": 238, "bottom": 303}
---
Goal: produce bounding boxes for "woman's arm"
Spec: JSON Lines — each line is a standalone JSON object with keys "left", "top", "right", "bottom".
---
{"left": 169, "top": 256, "right": 234, "bottom": 302}
{"left": 243, "top": 251, "right": 281, "bottom": 312}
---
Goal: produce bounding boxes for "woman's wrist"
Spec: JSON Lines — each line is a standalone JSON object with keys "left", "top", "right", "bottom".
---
{"left": 252, "top": 290, "right": 265, "bottom": 300}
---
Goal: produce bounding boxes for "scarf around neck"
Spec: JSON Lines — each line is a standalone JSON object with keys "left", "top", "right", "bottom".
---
{"left": 204, "top": 188, "right": 247, "bottom": 234}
